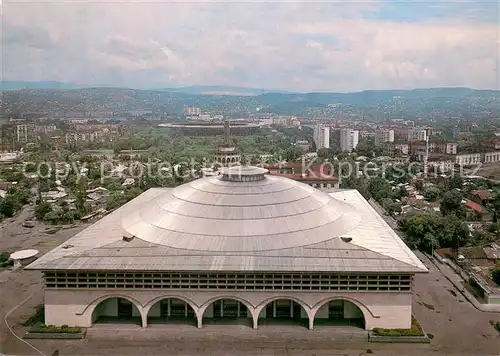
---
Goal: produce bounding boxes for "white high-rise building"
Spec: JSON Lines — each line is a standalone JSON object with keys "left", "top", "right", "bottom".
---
{"left": 313, "top": 125, "right": 330, "bottom": 150}
{"left": 407, "top": 128, "right": 428, "bottom": 142}
{"left": 184, "top": 107, "right": 201, "bottom": 116}
{"left": 375, "top": 130, "right": 395, "bottom": 146}
{"left": 340, "top": 129, "right": 359, "bottom": 152}
{"left": 16, "top": 124, "right": 35, "bottom": 143}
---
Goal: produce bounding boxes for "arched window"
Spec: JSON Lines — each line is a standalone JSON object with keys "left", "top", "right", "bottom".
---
{"left": 202, "top": 298, "right": 252, "bottom": 327}
{"left": 258, "top": 299, "right": 308, "bottom": 328}
{"left": 147, "top": 298, "right": 196, "bottom": 326}
{"left": 313, "top": 299, "right": 365, "bottom": 329}
{"left": 92, "top": 297, "right": 141, "bottom": 326}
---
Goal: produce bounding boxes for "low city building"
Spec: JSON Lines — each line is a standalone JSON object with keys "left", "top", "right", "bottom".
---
{"left": 383, "top": 143, "right": 409, "bottom": 156}
{"left": 295, "top": 140, "right": 310, "bottom": 152}
{"left": 264, "top": 163, "right": 340, "bottom": 189}
{"left": 464, "top": 200, "right": 491, "bottom": 221}
{"left": 455, "top": 153, "right": 482, "bottom": 166}
{"left": 484, "top": 140, "right": 500, "bottom": 150}
{"left": 469, "top": 190, "right": 494, "bottom": 206}
{"left": 484, "top": 151, "right": 500, "bottom": 164}
{"left": 374, "top": 130, "right": 394, "bottom": 146}
{"left": 409, "top": 140, "right": 458, "bottom": 159}
{"left": 26, "top": 166, "right": 427, "bottom": 331}
{"left": 0, "top": 151, "right": 23, "bottom": 164}
{"left": 427, "top": 160, "right": 454, "bottom": 173}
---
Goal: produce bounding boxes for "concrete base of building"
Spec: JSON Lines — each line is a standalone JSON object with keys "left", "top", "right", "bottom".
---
{"left": 43, "top": 290, "right": 413, "bottom": 330}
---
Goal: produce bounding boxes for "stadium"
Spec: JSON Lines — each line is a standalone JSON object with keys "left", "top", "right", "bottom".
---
{"left": 27, "top": 166, "right": 427, "bottom": 330}
{"left": 158, "top": 121, "right": 260, "bottom": 136}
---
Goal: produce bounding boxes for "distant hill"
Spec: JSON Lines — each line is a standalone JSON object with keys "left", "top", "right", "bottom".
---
{"left": 0, "top": 82, "right": 295, "bottom": 95}
{"left": 152, "top": 85, "right": 296, "bottom": 96}
{"left": 1, "top": 85, "right": 498, "bottom": 118}
{"left": 0, "top": 81, "right": 86, "bottom": 91}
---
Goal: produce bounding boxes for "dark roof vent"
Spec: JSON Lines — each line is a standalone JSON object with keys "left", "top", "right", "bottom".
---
{"left": 341, "top": 237, "right": 352, "bottom": 243}
{"left": 122, "top": 235, "right": 135, "bottom": 242}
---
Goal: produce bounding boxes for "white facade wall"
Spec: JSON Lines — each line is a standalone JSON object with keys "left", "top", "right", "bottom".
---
{"left": 307, "top": 181, "right": 340, "bottom": 189}
{"left": 16, "top": 124, "right": 35, "bottom": 143}
{"left": 407, "top": 128, "right": 428, "bottom": 142}
{"left": 375, "top": 130, "right": 394, "bottom": 146}
{"left": 184, "top": 107, "right": 201, "bottom": 116}
{"left": 428, "top": 160, "right": 454, "bottom": 172}
{"left": 455, "top": 154, "right": 481, "bottom": 165}
{"left": 484, "top": 151, "right": 500, "bottom": 164}
{"left": 43, "top": 289, "right": 413, "bottom": 330}
{"left": 393, "top": 144, "right": 409, "bottom": 155}
{"left": 313, "top": 125, "right": 330, "bottom": 150}
{"left": 340, "top": 129, "right": 359, "bottom": 152}
{"left": 445, "top": 143, "right": 458, "bottom": 155}
{"left": 272, "top": 116, "right": 300, "bottom": 128}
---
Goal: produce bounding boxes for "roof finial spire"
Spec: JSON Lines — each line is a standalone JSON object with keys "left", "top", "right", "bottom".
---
{"left": 223, "top": 117, "right": 232, "bottom": 146}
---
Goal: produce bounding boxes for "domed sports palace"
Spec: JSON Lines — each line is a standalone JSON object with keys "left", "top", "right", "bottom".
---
{"left": 27, "top": 166, "right": 428, "bottom": 330}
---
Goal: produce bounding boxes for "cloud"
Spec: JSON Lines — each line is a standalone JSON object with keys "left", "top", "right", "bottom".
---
{"left": 1, "top": 0, "right": 498, "bottom": 91}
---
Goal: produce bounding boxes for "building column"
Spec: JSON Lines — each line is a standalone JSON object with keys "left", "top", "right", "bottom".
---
{"left": 196, "top": 312, "right": 203, "bottom": 329}
{"left": 307, "top": 307, "right": 316, "bottom": 331}
{"left": 273, "top": 301, "right": 276, "bottom": 318}
{"left": 140, "top": 309, "right": 148, "bottom": 328}
{"left": 252, "top": 306, "right": 264, "bottom": 330}
{"left": 308, "top": 316, "right": 314, "bottom": 330}
{"left": 167, "top": 299, "right": 171, "bottom": 317}
{"left": 252, "top": 314, "right": 258, "bottom": 329}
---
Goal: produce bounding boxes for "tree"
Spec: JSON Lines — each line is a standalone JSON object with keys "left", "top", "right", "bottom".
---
{"left": 43, "top": 210, "right": 61, "bottom": 224}
{"left": 414, "top": 180, "right": 424, "bottom": 192}
{"left": 35, "top": 202, "right": 52, "bottom": 220}
{"left": 447, "top": 175, "right": 464, "bottom": 190}
{"left": 368, "top": 177, "right": 392, "bottom": 202}
{"left": 282, "top": 147, "right": 301, "bottom": 162}
{"left": 488, "top": 222, "right": 500, "bottom": 234}
{"left": 106, "top": 192, "right": 128, "bottom": 211}
{"left": 491, "top": 192, "right": 500, "bottom": 223}
{"left": 440, "top": 215, "right": 470, "bottom": 250}
{"left": 398, "top": 212, "right": 443, "bottom": 251}
{"left": 74, "top": 181, "right": 88, "bottom": 214}
{"left": 398, "top": 211, "right": 471, "bottom": 252}
{"left": 423, "top": 186, "right": 441, "bottom": 202}
{"left": 440, "top": 190, "right": 464, "bottom": 217}
{"left": 393, "top": 186, "right": 408, "bottom": 200}
{"left": 0, "top": 197, "right": 16, "bottom": 217}
{"left": 355, "top": 137, "right": 378, "bottom": 158}
{"left": 492, "top": 268, "right": 500, "bottom": 286}
{"left": 317, "top": 148, "right": 338, "bottom": 161}
{"left": 382, "top": 198, "right": 402, "bottom": 215}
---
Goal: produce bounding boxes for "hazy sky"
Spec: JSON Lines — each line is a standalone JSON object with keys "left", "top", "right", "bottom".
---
{"left": 1, "top": 0, "right": 499, "bottom": 92}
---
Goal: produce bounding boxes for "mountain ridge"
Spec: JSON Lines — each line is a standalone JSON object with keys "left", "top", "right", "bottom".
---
{"left": 2, "top": 82, "right": 498, "bottom": 117}
{"left": 2, "top": 81, "right": 498, "bottom": 97}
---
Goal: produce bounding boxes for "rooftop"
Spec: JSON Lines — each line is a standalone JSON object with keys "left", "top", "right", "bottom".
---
{"left": 27, "top": 169, "right": 427, "bottom": 273}
{"left": 470, "top": 190, "right": 493, "bottom": 201}
{"left": 464, "top": 200, "right": 489, "bottom": 214}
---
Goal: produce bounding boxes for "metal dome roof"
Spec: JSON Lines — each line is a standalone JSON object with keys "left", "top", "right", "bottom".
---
{"left": 122, "top": 167, "right": 362, "bottom": 252}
